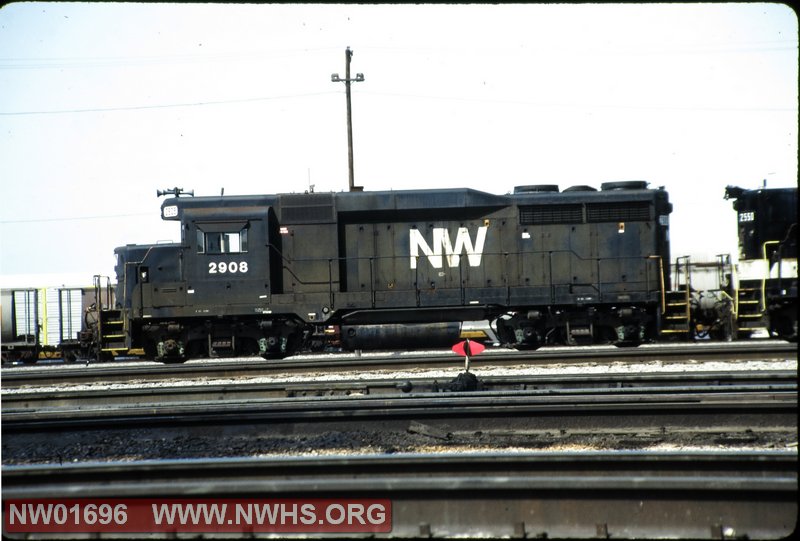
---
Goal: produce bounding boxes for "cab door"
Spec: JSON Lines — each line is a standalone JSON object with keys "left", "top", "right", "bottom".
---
{"left": 185, "top": 217, "right": 271, "bottom": 310}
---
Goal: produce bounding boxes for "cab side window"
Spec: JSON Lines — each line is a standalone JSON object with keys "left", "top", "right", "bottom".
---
{"left": 196, "top": 225, "right": 248, "bottom": 254}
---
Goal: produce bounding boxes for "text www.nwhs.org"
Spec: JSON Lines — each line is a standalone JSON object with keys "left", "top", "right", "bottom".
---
{"left": 4, "top": 499, "right": 392, "bottom": 533}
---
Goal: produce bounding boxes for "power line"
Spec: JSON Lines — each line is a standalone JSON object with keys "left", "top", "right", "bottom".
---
{"left": 0, "top": 47, "right": 341, "bottom": 70}
{"left": 1, "top": 212, "right": 152, "bottom": 224}
{"left": 0, "top": 91, "right": 339, "bottom": 116}
{"left": 358, "top": 41, "right": 798, "bottom": 57}
{"left": 358, "top": 90, "right": 799, "bottom": 113}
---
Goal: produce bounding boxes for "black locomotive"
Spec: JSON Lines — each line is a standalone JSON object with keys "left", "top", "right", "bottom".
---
{"left": 107, "top": 181, "right": 672, "bottom": 361}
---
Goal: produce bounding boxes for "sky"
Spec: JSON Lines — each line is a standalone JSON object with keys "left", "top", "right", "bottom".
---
{"left": 0, "top": 2, "right": 797, "bottom": 288}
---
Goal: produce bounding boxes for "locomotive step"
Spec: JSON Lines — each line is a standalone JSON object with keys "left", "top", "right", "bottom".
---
{"left": 739, "top": 321, "right": 767, "bottom": 331}
{"left": 661, "top": 322, "right": 690, "bottom": 329}
{"left": 737, "top": 294, "right": 762, "bottom": 300}
{"left": 101, "top": 334, "right": 127, "bottom": 339}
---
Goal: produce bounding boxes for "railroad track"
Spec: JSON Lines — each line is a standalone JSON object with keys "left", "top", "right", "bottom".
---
{"left": 3, "top": 377, "right": 795, "bottom": 464}
{"left": 3, "top": 451, "right": 796, "bottom": 539}
{"left": 1, "top": 341, "right": 795, "bottom": 388}
{"left": 2, "top": 370, "right": 796, "bottom": 410}
{"left": 5, "top": 385, "right": 794, "bottom": 433}
{"left": 4, "top": 357, "right": 796, "bottom": 538}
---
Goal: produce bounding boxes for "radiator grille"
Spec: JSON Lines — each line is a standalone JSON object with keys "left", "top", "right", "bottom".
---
{"left": 586, "top": 202, "right": 651, "bottom": 222}
{"left": 280, "top": 194, "right": 335, "bottom": 224}
{"left": 519, "top": 204, "right": 583, "bottom": 225}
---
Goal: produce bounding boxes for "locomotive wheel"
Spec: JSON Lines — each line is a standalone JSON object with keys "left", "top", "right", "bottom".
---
{"left": 769, "top": 305, "right": 798, "bottom": 342}
{"left": 261, "top": 351, "right": 289, "bottom": 360}
{"left": 493, "top": 315, "right": 542, "bottom": 350}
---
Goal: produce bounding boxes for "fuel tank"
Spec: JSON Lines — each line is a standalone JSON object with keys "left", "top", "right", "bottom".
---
{"left": 340, "top": 322, "right": 461, "bottom": 350}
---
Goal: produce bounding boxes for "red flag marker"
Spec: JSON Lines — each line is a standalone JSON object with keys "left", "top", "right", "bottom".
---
{"left": 452, "top": 339, "right": 485, "bottom": 372}
{"left": 451, "top": 339, "right": 486, "bottom": 357}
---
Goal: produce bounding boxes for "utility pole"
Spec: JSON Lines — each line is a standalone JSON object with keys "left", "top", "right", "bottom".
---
{"left": 331, "top": 47, "right": 364, "bottom": 192}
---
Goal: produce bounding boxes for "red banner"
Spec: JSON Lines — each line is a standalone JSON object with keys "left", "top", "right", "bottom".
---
{"left": 4, "top": 499, "right": 392, "bottom": 533}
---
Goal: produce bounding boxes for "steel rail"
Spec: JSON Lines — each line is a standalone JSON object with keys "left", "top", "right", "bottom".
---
{"left": 1, "top": 341, "right": 795, "bottom": 388}
{"left": 3, "top": 385, "right": 795, "bottom": 433}
{"left": 2, "top": 370, "right": 796, "bottom": 411}
{"left": 2, "top": 451, "right": 796, "bottom": 539}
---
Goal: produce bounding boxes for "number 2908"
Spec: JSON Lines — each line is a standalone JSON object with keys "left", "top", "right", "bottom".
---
{"left": 208, "top": 261, "right": 249, "bottom": 274}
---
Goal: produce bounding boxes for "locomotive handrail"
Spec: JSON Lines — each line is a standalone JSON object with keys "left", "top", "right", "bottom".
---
{"left": 673, "top": 255, "right": 692, "bottom": 292}
{"left": 648, "top": 255, "right": 666, "bottom": 313}
{"left": 731, "top": 256, "right": 740, "bottom": 317}
{"left": 542, "top": 250, "right": 661, "bottom": 304}
{"left": 370, "top": 257, "right": 375, "bottom": 308}
{"left": 762, "top": 240, "right": 780, "bottom": 312}
{"left": 715, "top": 254, "right": 733, "bottom": 291}
{"left": 278, "top": 249, "right": 660, "bottom": 311}
{"left": 259, "top": 235, "right": 666, "bottom": 328}
{"left": 327, "top": 259, "right": 335, "bottom": 309}
{"left": 267, "top": 242, "right": 335, "bottom": 288}
{"left": 91, "top": 275, "right": 114, "bottom": 311}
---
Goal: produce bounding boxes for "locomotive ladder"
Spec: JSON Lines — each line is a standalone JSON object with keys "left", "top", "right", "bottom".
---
{"left": 735, "top": 287, "right": 768, "bottom": 338}
{"left": 98, "top": 310, "right": 127, "bottom": 357}
{"left": 660, "top": 256, "right": 691, "bottom": 337}
{"left": 734, "top": 278, "right": 769, "bottom": 338}
{"left": 92, "top": 276, "right": 128, "bottom": 360}
{"left": 732, "top": 241, "right": 773, "bottom": 339}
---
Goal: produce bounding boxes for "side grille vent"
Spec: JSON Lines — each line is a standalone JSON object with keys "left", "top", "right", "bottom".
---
{"left": 519, "top": 205, "right": 583, "bottom": 225}
{"left": 280, "top": 193, "right": 335, "bottom": 224}
{"left": 587, "top": 202, "right": 651, "bottom": 222}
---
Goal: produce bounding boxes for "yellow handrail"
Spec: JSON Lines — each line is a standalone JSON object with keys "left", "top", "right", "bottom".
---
{"left": 731, "top": 257, "right": 740, "bottom": 316}
{"left": 761, "top": 240, "right": 780, "bottom": 312}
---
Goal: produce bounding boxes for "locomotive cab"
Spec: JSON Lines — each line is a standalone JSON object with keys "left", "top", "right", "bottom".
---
{"left": 115, "top": 194, "right": 305, "bottom": 361}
